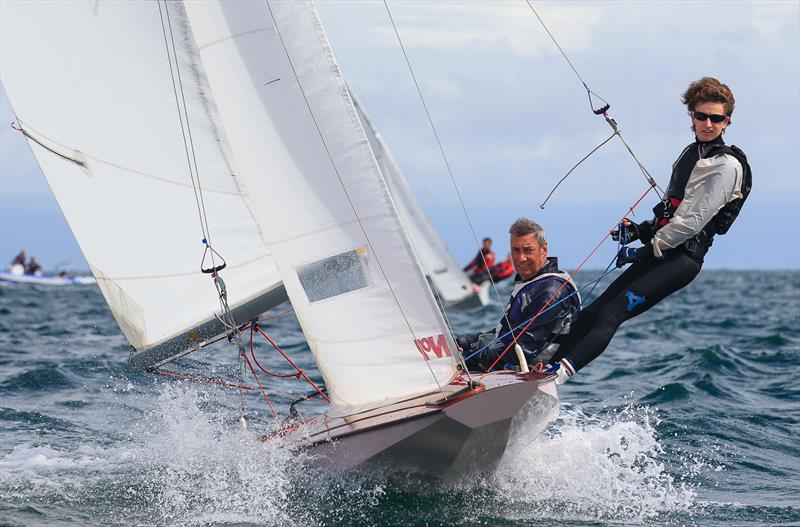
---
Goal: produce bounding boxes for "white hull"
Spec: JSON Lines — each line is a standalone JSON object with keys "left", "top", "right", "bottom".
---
{"left": 277, "top": 371, "right": 559, "bottom": 477}
{"left": 0, "top": 272, "right": 95, "bottom": 286}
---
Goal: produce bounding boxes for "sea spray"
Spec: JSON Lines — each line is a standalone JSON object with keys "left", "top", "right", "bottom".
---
{"left": 140, "top": 384, "right": 306, "bottom": 526}
{"left": 485, "top": 403, "right": 697, "bottom": 524}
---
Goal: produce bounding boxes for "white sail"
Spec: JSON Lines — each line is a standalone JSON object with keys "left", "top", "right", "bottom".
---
{"left": 350, "top": 94, "right": 480, "bottom": 307}
{"left": 184, "top": 0, "right": 460, "bottom": 412}
{"left": 0, "top": 1, "right": 285, "bottom": 367}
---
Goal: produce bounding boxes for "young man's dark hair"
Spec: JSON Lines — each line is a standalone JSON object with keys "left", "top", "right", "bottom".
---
{"left": 682, "top": 76, "right": 735, "bottom": 117}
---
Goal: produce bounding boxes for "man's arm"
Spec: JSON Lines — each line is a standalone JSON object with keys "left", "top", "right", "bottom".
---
{"left": 463, "top": 254, "right": 478, "bottom": 272}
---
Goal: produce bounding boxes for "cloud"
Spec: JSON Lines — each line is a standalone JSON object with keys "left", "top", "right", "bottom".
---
{"left": 368, "top": 2, "right": 602, "bottom": 58}
{"left": 499, "top": 136, "right": 556, "bottom": 163}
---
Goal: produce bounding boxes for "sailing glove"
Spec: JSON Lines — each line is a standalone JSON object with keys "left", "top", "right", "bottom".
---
{"left": 611, "top": 220, "right": 640, "bottom": 244}
{"left": 546, "top": 358, "right": 576, "bottom": 385}
{"left": 456, "top": 334, "right": 480, "bottom": 353}
{"left": 616, "top": 246, "right": 644, "bottom": 268}
{"left": 636, "top": 219, "right": 656, "bottom": 243}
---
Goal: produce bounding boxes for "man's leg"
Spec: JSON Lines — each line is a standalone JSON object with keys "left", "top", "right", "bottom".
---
{"left": 553, "top": 251, "right": 701, "bottom": 371}
{"left": 553, "top": 259, "right": 650, "bottom": 355}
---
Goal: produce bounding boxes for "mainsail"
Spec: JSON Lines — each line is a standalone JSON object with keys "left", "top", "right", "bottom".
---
{"left": 350, "top": 93, "right": 481, "bottom": 307}
{"left": 2, "top": 2, "right": 563, "bottom": 473}
{"left": 184, "top": 0, "right": 460, "bottom": 412}
{"left": 0, "top": 1, "right": 285, "bottom": 368}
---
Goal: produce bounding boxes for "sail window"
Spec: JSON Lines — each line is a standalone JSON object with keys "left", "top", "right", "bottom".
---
{"left": 296, "top": 247, "right": 371, "bottom": 302}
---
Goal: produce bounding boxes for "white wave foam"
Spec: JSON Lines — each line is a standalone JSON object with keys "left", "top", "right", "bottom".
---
{"left": 1, "top": 386, "right": 707, "bottom": 526}
{"left": 485, "top": 402, "right": 697, "bottom": 523}
{"left": 0, "top": 384, "right": 312, "bottom": 526}
{"left": 134, "top": 384, "right": 310, "bottom": 526}
{"left": 1, "top": 444, "right": 107, "bottom": 481}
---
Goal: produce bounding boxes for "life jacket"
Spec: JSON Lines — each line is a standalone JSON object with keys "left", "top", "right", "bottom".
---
{"left": 465, "top": 248, "right": 495, "bottom": 274}
{"left": 652, "top": 137, "right": 751, "bottom": 258}
{"left": 495, "top": 259, "right": 581, "bottom": 362}
{"left": 489, "top": 260, "right": 514, "bottom": 281}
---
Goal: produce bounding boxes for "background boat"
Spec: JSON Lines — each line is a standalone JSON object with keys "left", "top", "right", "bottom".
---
{"left": 0, "top": 271, "right": 96, "bottom": 286}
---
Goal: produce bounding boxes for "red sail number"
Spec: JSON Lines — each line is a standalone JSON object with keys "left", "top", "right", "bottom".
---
{"left": 415, "top": 334, "right": 452, "bottom": 361}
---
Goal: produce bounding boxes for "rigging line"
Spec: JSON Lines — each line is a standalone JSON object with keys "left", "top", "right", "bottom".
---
{"left": 524, "top": 1, "right": 663, "bottom": 199}
{"left": 382, "top": 0, "right": 514, "bottom": 334}
{"left": 487, "top": 183, "right": 657, "bottom": 371}
{"left": 462, "top": 256, "right": 616, "bottom": 362}
{"left": 525, "top": 0, "right": 588, "bottom": 89}
{"left": 254, "top": 324, "right": 330, "bottom": 403}
{"left": 263, "top": 1, "right": 447, "bottom": 397}
{"left": 615, "top": 129, "right": 661, "bottom": 197}
{"left": 540, "top": 131, "right": 617, "bottom": 209}
{"left": 162, "top": 2, "right": 221, "bottom": 267}
{"left": 242, "top": 352, "right": 278, "bottom": 418}
{"left": 157, "top": 1, "right": 209, "bottom": 244}
{"left": 321, "top": 0, "right": 367, "bottom": 103}
{"left": 581, "top": 255, "right": 617, "bottom": 305}
{"left": 249, "top": 323, "right": 302, "bottom": 379}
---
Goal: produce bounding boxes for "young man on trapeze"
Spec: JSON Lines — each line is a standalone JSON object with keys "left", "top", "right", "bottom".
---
{"left": 548, "top": 76, "right": 751, "bottom": 384}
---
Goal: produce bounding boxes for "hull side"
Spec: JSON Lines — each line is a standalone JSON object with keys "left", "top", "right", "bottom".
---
{"left": 300, "top": 373, "right": 559, "bottom": 477}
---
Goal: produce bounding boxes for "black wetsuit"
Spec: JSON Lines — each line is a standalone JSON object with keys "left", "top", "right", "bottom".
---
{"left": 552, "top": 135, "right": 749, "bottom": 371}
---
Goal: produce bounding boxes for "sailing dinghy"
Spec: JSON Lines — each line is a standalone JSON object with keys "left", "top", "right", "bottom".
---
{"left": 1, "top": 0, "right": 558, "bottom": 476}
{"left": 1, "top": 264, "right": 96, "bottom": 285}
{"left": 0, "top": 271, "right": 96, "bottom": 286}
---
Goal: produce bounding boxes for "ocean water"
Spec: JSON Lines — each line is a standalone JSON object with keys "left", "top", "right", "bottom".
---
{"left": 0, "top": 270, "right": 798, "bottom": 527}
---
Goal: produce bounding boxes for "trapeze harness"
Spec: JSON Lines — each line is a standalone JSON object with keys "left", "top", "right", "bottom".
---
{"left": 552, "top": 137, "right": 751, "bottom": 372}
{"left": 489, "top": 260, "right": 515, "bottom": 281}
{"left": 646, "top": 136, "right": 752, "bottom": 263}
{"left": 494, "top": 259, "right": 581, "bottom": 364}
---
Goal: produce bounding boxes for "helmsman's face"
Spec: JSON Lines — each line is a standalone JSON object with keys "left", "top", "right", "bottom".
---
{"left": 510, "top": 234, "right": 548, "bottom": 280}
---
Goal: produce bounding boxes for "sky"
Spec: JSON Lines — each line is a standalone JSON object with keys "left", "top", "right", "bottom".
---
{"left": 1, "top": 0, "right": 798, "bottom": 271}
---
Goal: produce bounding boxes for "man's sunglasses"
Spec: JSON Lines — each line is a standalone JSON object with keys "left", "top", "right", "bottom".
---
{"left": 692, "top": 111, "right": 728, "bottom": 123}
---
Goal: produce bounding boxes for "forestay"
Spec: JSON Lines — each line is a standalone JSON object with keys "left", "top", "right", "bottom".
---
{"left": 184, "top": 0, "right": 460, "bottom": 413}
{"left": 350, "top": 94, "right": 478, "bottom": 307}
{"left": 0, "top": 1, "right": 284, "bottom": 368}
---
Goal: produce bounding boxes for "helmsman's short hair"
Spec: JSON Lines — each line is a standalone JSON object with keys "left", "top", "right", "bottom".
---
{"left": 509, "top": 218, "right": 546, "bottom": 246}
